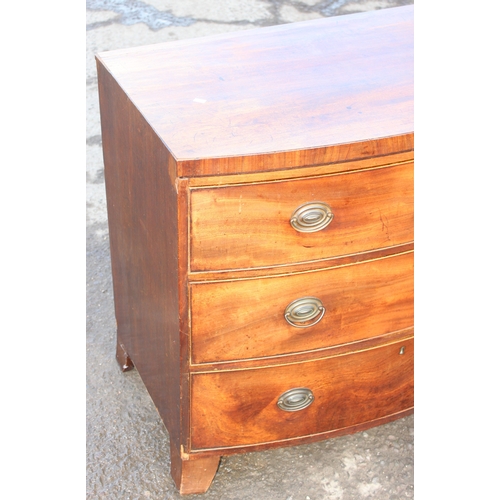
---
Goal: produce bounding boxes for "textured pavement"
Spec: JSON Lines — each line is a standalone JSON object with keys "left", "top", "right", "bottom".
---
{"left": 86, "top": 2, "right": 414, "bottom": 499}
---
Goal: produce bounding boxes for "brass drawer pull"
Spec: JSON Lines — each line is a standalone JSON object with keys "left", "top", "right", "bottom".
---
{"left": 284, "top": 297, "right": 325, "bottom": 328}
{"left": 290, "top": 201, "right": 333, "bottom": 232}
{"left": 277, "top": 388, "right": 314, "bottom": 412}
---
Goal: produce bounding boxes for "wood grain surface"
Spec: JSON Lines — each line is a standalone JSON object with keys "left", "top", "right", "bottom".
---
{"left": 96, "top": 5, "right": 414, "bottom": 493}
{"left": 96, "top": 6, "right": 413, "bottom": 176}
{"left": 190, "top": 162, "right": 413, "bottom": 271}
{"left": 97, "top": 58, "right": 185, "bottom": 451}
{"left": 190, "top": 251, "right": 413, "bottom": 363}
{"left": 190, "top": 338, "right": 413, "bottom": 450}
{"left": 170, "top": 443, "right": 220, "bottom": 495}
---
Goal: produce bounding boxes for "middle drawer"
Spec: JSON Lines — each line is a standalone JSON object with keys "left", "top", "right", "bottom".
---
{"left": 190, "top": 251, "right": 413, "bottom": 364}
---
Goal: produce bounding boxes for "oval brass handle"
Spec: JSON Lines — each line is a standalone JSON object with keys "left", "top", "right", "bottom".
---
{"left": 284, "top": 297, "right": 325, "bottom": 328}
{"left": 277, "top": 388, "right": 314, "bottom": 412}
{"left": 290, "top": 202, "right": 333, "bottom": 233}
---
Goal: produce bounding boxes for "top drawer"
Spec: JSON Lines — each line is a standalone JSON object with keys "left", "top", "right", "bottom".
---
{"left": 190, "top": 162, "right": 413, "bottom": 272}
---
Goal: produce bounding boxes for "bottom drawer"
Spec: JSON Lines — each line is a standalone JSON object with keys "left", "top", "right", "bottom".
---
{"left": 190, "top": 338, "right": 413, "bottom": 450}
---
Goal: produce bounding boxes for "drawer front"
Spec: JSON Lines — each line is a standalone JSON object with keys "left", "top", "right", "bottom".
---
{"left": 190, "top": 162, "right": 413, "bottom": 272}
{"left": 191, "top": 251, "right": 413, "bottom": 364}
{"left": 190, "top": 338, "right": 414, "bottom": 450}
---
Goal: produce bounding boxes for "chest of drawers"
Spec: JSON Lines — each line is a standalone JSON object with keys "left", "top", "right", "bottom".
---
{"left": 96, "top": 5, "right": 414, "bottom": 494}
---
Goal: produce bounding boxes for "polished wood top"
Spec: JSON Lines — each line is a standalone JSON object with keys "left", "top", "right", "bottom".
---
{"left": 96, "top": 6, "right": 413, "bottom": 176}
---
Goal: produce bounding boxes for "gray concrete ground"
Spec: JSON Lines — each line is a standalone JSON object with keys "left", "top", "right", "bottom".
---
{"left": 86, "top": 1, "right": 414, "bottom": 498}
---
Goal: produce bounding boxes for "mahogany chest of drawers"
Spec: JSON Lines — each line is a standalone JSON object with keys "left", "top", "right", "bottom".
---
{"left": 96, "top": 5, "right": 414, "bottom": 494}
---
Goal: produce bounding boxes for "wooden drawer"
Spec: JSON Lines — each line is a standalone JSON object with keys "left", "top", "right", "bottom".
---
{"left": 190, "top": 162, "right": 413, "bottom": 272}
{"left": 190, "top": 338, "right": 413, "bottom": 450}
{"left": 190, "top": 251, "right": 413, "bottom": 364}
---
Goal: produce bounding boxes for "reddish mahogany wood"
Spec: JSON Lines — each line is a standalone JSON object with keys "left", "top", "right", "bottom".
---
{"left": 190, "top": 251, "right": 413, "bottom": 364}
{"left": 189, "top": 407, "right": 415, "bottom": 457}
{"left": 189, "top": 327, "right": 413, "bottom": 374}
{"left": 190, "top": 338, "right": 414, "bottom": 450}
{"left": 115, "top": 339, "right": 134, "bottom": 372}
{"left": 96, "top": 5, "right": 414, "bottom": 494}
{"left": 189, "top": 241, "right": 414, "bottom": 282}
{"left": 96, "top": 59, "right": 185, "bottom": 453}
{"left": 170, "top": 443, "right": 220, "bottom": 495}
{"left": 186, "top": 151, "right": 414, "bottom": 188}
{"left": 190, "top": 161, "right": 413, "bottom": 271}
{"left": 96, "top": 6, "right": 413, "bottom": 176}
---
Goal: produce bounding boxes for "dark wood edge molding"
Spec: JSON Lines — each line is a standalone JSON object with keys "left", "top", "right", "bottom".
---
{"left": 188, "top": 244, "right": 414, "bottom": 282}
{"left": 189, "top": 329, "right": 414, "bottom": 373}
{"left": 177, "top": 134, "right": 414, "bottom": 177}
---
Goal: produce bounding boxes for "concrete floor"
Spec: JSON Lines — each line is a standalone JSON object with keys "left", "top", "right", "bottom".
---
{"left": 86, "top": 1, "right": 414, "bottom": 498}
